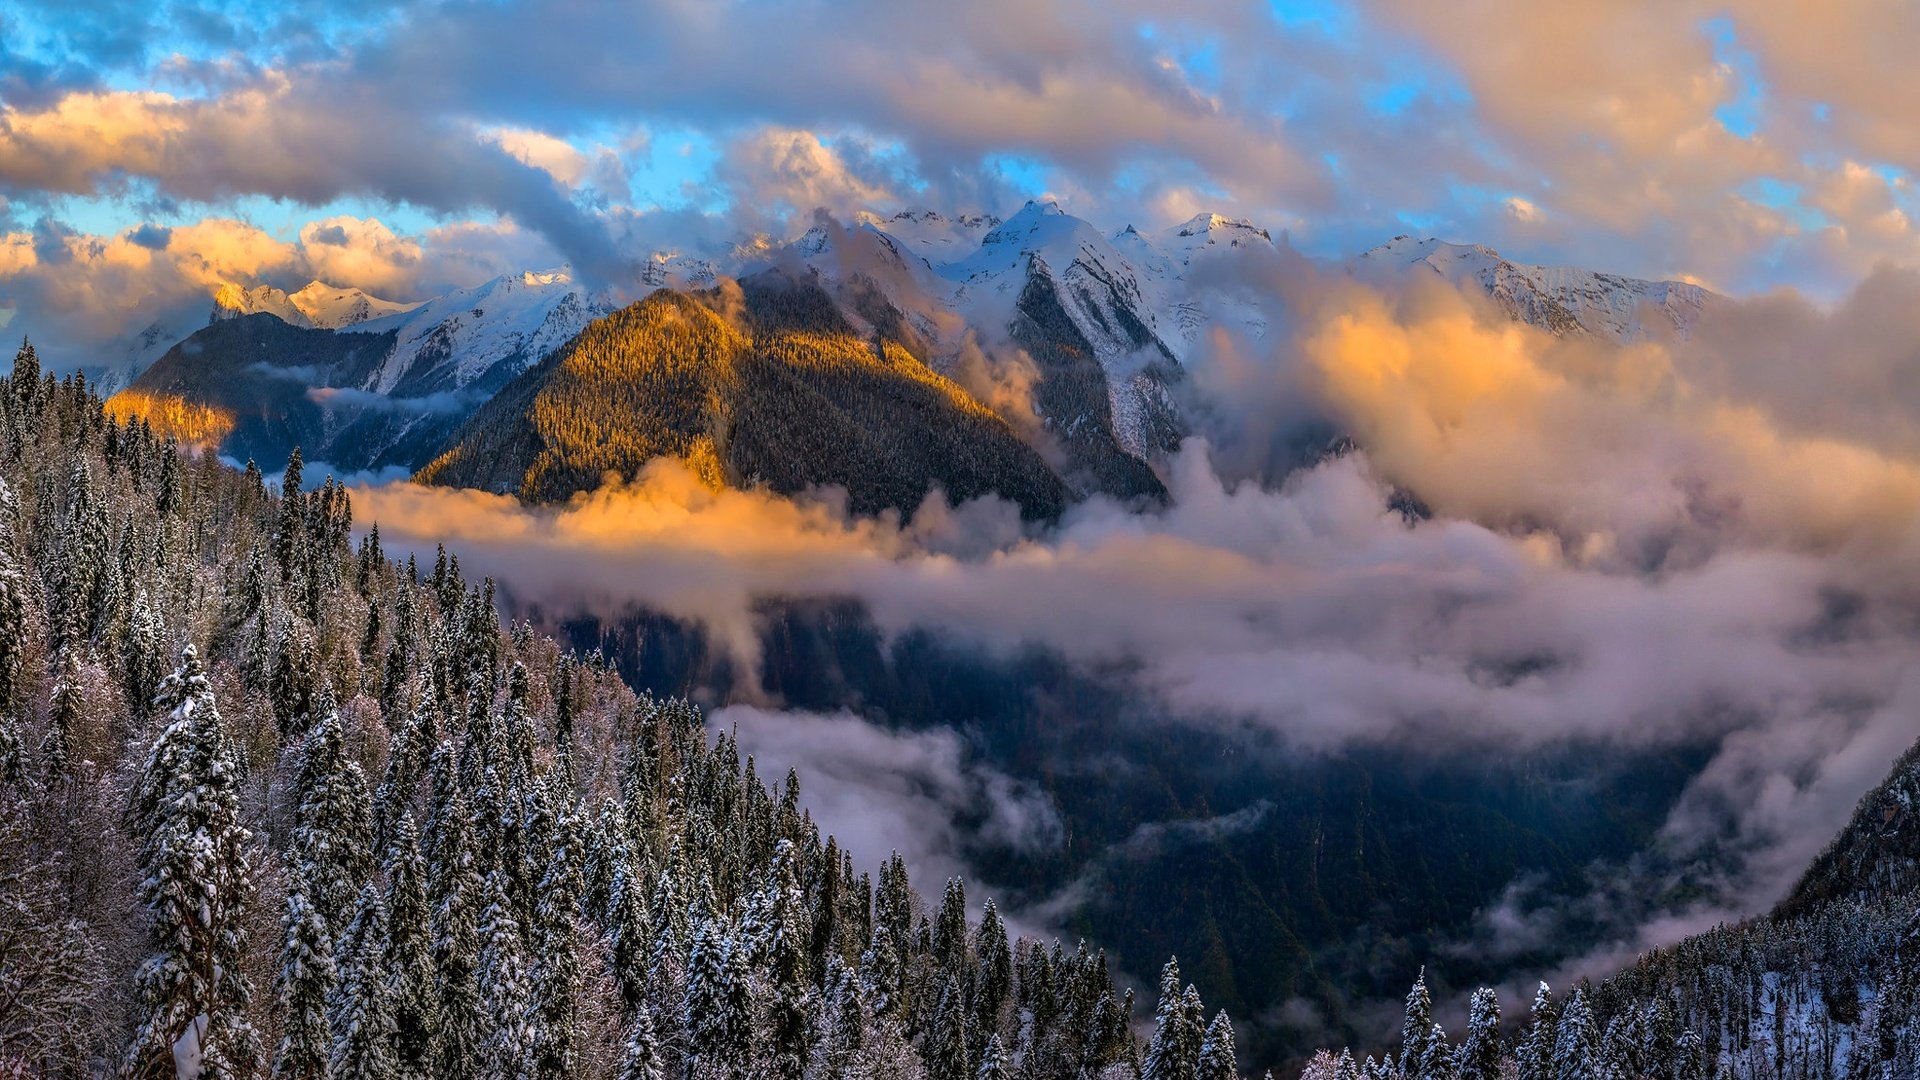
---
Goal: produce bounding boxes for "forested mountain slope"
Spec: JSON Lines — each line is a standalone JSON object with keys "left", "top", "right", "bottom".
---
{"left": 1293, "top": 737, "right": 1920, "bottom": 1080}
{"left": 107, "top": 313, "right": 461, "bottom": 473}
{"left": 0, "top": 338, "right": 1158, "bottom": 1078}
{"left": 417, "top": 276, "right": 1069, "bottom": 519}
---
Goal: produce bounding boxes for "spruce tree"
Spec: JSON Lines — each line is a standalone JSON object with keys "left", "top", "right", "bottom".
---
{"left": 1518, "top": 982, "right": 1559, "bottom": 1080}
{"left": 1142, "top": 957, "right": 1197, "bottom": 1080}
{"left": 1457, "top": 987, "right": 1502, "bottom": 1080}
{"left": 0, "top": 710, "right": 24, "bottom": 783}
{"left": 1401, "top": 969, "right": 1435, "bottom": 1078}
{"left": 478, "top": 870, "right": 535, "bottom": 1079}
{"left": 976, "top": 1033, "right": 1011, "bottom": 1080}
{"left": 385, "top": 813, "right": 439, "bottom": 1079}
{"left": 292, "top": 708, "right": 374, "bottom": 932}
{"left": 427, "top": 747, "right": 485, "bottom": 1080}
{"left": 39, "top": 645, "right": 79, "bottom": 779}
{"left": 272, "top": 867, "right": 334, "bottom": 1080}
{"left": 607, "top": 845, "right": 655, "bottom": 1015}
{"left": 685, "top": 905, "right": 747, "bottom": 1080}
{"left": 929, "top": 974, "right": 971, "bottom": 1080}
{"left": 125, "top": 645, "right": 261, "bottom": 1080}
{"left": 331, "top": 884, "right": 397, "bottom": 1080}
{"left": 974, "top": 897, "right": 1012, "bottom": 1054}
{"left": 1196, "top": 1011, "right": 1237, "bottom": 1080}
{"left": 620, "top": 1001, "right": 667, "bottom": 1080}
{"left": 531, "top": 793, "right": 584, "bottom": 1080}
{"left": 760, "top": 841, "right": 813, "bottom": 1080}
{"left": 1553, "top": 987, "right": 1601, "bottom": 1080}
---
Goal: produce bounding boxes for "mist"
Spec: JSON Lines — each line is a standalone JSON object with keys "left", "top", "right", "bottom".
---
{"left": 353, "top": 260, "right": 1920, "bottom": 1021}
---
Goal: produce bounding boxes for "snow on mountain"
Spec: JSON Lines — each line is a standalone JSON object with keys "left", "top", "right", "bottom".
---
{"left": 211, "top": 283, "right": 313, "bottom": 328}
{"left": 1156, "top": 212, "right": 1275, "bottom": 267}
{"left": 640, "top": 252, "right": 720, "bottom": 289}
{"left": 287, "top": 282, "right": 419, "bottom": 329}
{"left": 1353, "top": 235, "right": 1713, "bottom": 342}
{"left": 860, "top": 209, "right": 1003, "bottom": 265}
{"left": 351, "top": 268, "right": 614, "bottom": 397}
{"left": 937, "top": 200, "right": 1185, "bottom": 458}
{"left": 210, "top": 280, "right": 419, "bottom": 331}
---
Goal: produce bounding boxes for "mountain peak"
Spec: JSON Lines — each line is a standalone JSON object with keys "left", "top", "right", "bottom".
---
{"left": 1173, "top": 211, "right": 1267, "bottom": 240}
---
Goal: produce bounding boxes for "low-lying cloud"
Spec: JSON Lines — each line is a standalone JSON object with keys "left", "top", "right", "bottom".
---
{"left": 356, "top": 265, "right": 1920, "bottom": 994}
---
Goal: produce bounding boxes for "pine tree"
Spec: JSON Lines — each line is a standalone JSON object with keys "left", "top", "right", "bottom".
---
{"left": 620, "top": 1001, "right": 667, "bottom": 1080}
{"left": 810, "top": 959, "right": 868, "bottom": 1080}
{"left": 976, "top": 1033, "right": 1011, "bottom": 1080}
{"left": 1553, "top": 987, "right": 1601, "bottom": 1080}
{"left": 531, "top": 794, "right": 584, "bottom": 1080}
{"left": 1418, "top": 1022, "right": 1454, "bottom": 1080}
{"left": 685, "top": 905, "right": 748, "bottom": 1080}
{"left": 478, "top": 870, "right": 535, "bottom": 1079}
{"left": 0, "top": 540, "right": 29, "bottom": 711}
{"left": 606, "top": 845, "right": 655, "bottom": 1016}
{"left": 929, "top": 974, "right": 971, "bottom": 1080}
{"left": 385, "top": 813, "right": 439, "bottom": 1079}
{"left": 1518, "top": 982, "right": 1559, "bottom": 1080}
{"left": 0, "top": 710, "right": 24, "bottom": 783}
{"left": 427, "top": 746, "right": 485, "bottom": 1080}
{"left": 272, "top": 867, "right": 334, "bottom": 1080}
{"left": 39, "top": 645, "right": 79, "bottom": 779}
{"left": 1142, "top": 957, "right": 1198, "bottom": 1080}
{"left": 1457, "top": 987, "right": 1501, "bottom": 1080}
{"left": 123, "top": 589, "right": 162, "bottom": 720}
{"left": 760, "top": 840, "right": 813, "bottom": 1080}
{"left": 1197, "top": 1010, "right": 1237, "bottom": 1080}
{"left": 331, "top": 884, "right": 397, "bottom": 1080}
{"left": 292, "top": 708, "right": 374, "bottom": 932}
{"left": 974, "top": 897, "right": 1012, "bottom": 1054}
{"left": 1401, "top": 969, "right": 1435, "bottom": 1078}
{"left": 125, "top": 645, "right": 261, "bottom": 1080}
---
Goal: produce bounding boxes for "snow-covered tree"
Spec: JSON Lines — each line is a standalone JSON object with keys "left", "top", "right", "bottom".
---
{"left": 1552, "top": 987, "right": 1601, "bottom": 1080}
{"left": 272, "top": 867, "right": 334, "bottom": 1080}
{"left": 1196, "top": 1010, "right": 1237, "bottom": 1080}
{"left": 1456, "top": 986, "right": 1501, "bottom": 1080}
{"left": 125, "top": 645, "right": 261, "bottom": 1080}
{"left": 330, "top": 884, "right": 397, "bottom": 1080}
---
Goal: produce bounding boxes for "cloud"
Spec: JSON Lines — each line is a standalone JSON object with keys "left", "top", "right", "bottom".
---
{"left": 352, "top": 264, "right": 1920, "bottom": 990}
{"left": 716, "top": 704, "right": 1063, "bottom": 934}
{"left": 294, "top": 216, "right": 421, "bottom": 294}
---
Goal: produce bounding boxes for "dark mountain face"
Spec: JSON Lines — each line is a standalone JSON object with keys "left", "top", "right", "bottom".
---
{"left": 108, "top": 314, "right": 483, "bottom": 477}
{"left": 110, "top": 314, "right": 442, "bottom": 472}
{"left": 418, "top": 277, "right": 1071, "bottom": 520}
{"left": 1775, "top": 739, "right": 1920, "bottom": 921}
{"left": 537, "top": 594, "right": 1710, "bottom": 1067}
{"left": 1008, "top": 268, "right": 1174, "bottom": 502}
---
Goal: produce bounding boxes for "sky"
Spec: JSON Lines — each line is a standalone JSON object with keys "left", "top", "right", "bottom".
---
{"left": 11, "top": 0, "right": 1920, "bottom": 1030}
{"left": 6, "top": 0, "right": 1920, "bottom": 359}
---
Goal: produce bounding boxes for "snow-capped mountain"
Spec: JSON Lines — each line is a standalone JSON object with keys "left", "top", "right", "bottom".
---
{"left": 939, "top": 200, "right": 1185, "bottom": 461}
{"left": 858, "top": 209, "right": 1003, "bottom": 264}
{"left": 1354, "top": 235, "right": 1713, "bottom": 342}
{"left": 350, "top": 268, "right": 613, "bottom": 398}
{"left": 288, "top": 282, "right": 419, "bottom": 328}
{"left": 210, "top": 281, "right": 419, "bottom": 331}
{"left": 108, "top": 203, "right": 1736, "bottom": 501}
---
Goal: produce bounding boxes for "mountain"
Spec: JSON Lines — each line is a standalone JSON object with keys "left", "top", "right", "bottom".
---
{"left": 1570, "top": 737, "right": 1920, "bottom": 1079}
{"left": 350, "top": 268, "right": 612, "bottom": 398}
{"left": 1354, "top": 235, "right": 1714, "bottom": 342}
{"left": 100, "top": 206, "right": 1731, "bottom": 510}
{"left": 210, "top": 280, "right": 419, "bottom": 330}
{"left": 107, "top": 269, "right": 611, "bottom": 473}
{"left": 106, "top": 314, "right": 444, "bottom": 473}
{"left": 418, "top": 273, "right": 1069, "bottom": 518}
{"left": 0, "top": 363, "right": 1152, "bottom": 1079}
